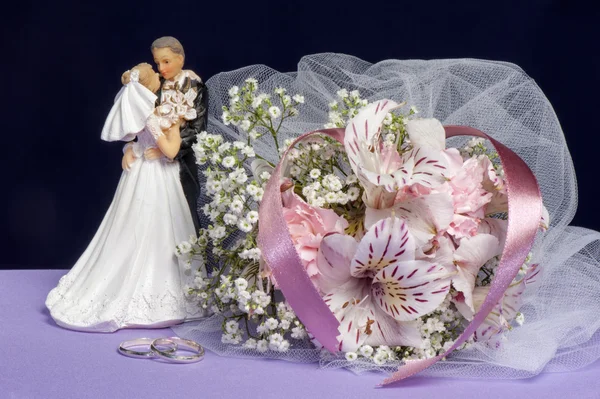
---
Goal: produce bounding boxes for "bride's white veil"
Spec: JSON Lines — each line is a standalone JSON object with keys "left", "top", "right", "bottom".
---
{"left": 100, "top": 70, "right": 157, "bottom": 142}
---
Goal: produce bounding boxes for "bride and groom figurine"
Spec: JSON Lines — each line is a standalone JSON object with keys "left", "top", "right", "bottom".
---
{"left": 45, "top": 37, "right": 208, "bottom": 332}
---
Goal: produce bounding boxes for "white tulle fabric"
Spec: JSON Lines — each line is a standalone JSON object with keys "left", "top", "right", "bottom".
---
{"left": 47, "top": 118, "right": 203, "bottom": 332}
{"left": 100, "top": 72, "right": 157, "bottom": 142}
{"left": 173, "top": 54, "right": 600, "bottom": 378}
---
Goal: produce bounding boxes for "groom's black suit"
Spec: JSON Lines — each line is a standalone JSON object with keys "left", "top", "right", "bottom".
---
{"left": 156, "top": 75, "right": 208, "bottom": 233}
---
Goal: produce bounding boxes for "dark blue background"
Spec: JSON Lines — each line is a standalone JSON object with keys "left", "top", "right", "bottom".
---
{"left": 2, "top": 0, "right": 599, "bottom": 269}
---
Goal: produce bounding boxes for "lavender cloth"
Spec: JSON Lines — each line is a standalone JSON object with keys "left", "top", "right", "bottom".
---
{"left": 1, "top": 270, "right": 599, "bottom": 398}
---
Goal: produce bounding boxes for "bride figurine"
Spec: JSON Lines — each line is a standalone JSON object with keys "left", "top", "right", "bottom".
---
{"left": 45, "top": 63, "right": 204, "bottom": 332}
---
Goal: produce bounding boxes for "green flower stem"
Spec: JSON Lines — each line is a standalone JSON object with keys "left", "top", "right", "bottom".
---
{"left": 254, "top": 154, "right": 275, "bottom": 167}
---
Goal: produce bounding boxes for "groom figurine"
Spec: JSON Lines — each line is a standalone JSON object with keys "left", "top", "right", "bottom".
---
{"left": 122, "top": 36, "right": 207, "bottom": 232}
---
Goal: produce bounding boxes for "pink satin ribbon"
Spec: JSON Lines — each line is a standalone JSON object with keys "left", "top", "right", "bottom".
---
{"left": 258, "top": 128, "right": 345, "bottom": 353}
{"left": 382, "top": 126, "right": 542, "bottom": 385}
{"left": 257, "top": 125, "right": 542, "bottom": 385}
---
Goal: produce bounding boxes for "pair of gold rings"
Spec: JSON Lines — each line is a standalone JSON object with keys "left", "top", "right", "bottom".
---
{"left": 118, "top": 337, "right": 204, "bottom": 363}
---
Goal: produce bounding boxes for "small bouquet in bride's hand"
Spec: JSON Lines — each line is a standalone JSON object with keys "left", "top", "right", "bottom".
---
{"left": 156, "top": 89, "right": 198, "bottom": 130}
{"left": 173, "top": 55, "right": 600, "bottom": 385}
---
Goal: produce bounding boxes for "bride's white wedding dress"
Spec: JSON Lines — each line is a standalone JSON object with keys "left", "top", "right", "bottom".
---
{"left": 46, "top": 84, "right": 202, "bottom": 332}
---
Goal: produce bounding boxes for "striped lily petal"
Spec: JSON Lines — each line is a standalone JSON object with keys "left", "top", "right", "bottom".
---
{"left": 356, "top": 169, "right": 398, "bottom": 209}
{"left": 525, "top": 263, "right": 541, "bottom": 286}
{"left": 372, "top": 260, "right": 451, "bottom": 321}
{"left": 360, "top": 298, "right": 423, "bottom": 349}
{"left": 350, "top": 217, "right": 415, "bottom": 279}
{"left": 315, "top": 233, "right": 358, "bottom": 294}
{"left": 501, "top": 279, "right": 525, "bottom": 321}
{"left": 540, "top": 205, "right": 550, "bottom": 231}
{"left": 405, "top": 118, "right": 446, "bottom": 151}
{"left": 324, "top": 285, "right": 423, "bottom": 351}
{"left": 344, "top": 99, "right": 399, "bottom": 177}
{"left": 485, "top": 190, "right": 509, "bottom": 215}
{"left": 478, "top": 218, "right": 508, "bottom": 257}
{"left": 471, "top": 288, "right": 508, "bottom": 344}
{"left": 395, "top": 193, "right": 454, "bottom": 248}
{"left": 323, "top": 279, "right": 422, "bottom": 352}
{"left": 469, "top": 267, "right": 530, "bottom": 345}
{"left": 360, "top": 167, "right": 401, "bottom": 194}
{"left": 401, "top": 146, "right": 449, "bottom": 187}
{"left": 481, "top": 155, "right": 505, "bottom": 193}
{"left": 453, "top": 234, "right": 500, "bottom": 312}
{"left": 322, "top": 280, "right": 371, "bottom": 352}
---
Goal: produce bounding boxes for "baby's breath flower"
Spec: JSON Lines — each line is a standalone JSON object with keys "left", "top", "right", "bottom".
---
{"left": 265, "top": 318, "right": 279, "bottom": 330}
{"left": 223, "top": 213, "right": 238, "bottom": 226}
{"left": 359, "top": 345, "right": 374, "bottom": 357}
{"left": 291, "top": 326, "right": 307, "bottom": 339}
{"left": 241, "top": 146, "right": 255, "bottom": 158}
{"left": 336, "top": 192, "right": 348, "bottom": 205}
{"left": 234, "top": 278, "right": 248, "bottom": 291}
{"left": 228, "top": 86, "right": 239, "bottom": 96}
{"left": 346, "top": 174, "right": 358, "bottom": 184}
{"left": 313, "top": 197, "right": 326, "bottom": 208}
{"left": 178, "top": 241, "right": 192, "bottom": 254}
{"left": 239, "top": 120, "right": 251, "bottom": 131}
{"left": 209, "top": 226, "right": 226, "bottom": 240}
{"left": 251, "top": 93, "right": 268, "bottom": 109}
{"left": 288, "top": 148, "right": 300, "bottom": 160}
{"left": 268, "top": 334, "right": 285, "bottom": 351}
{"left": 337, "top": 89, "right": 348, "bottom": 98}
{"left": 225, "top": 320, "right": 240, "bottom": 334}
{"left": 246, "top": 211, "right": 259, "bottom": 224}
{"left": 210, "top": 153, "right": 221, "bottom": 165}
{"left": 277, "top": 340, "right": 290, "bottom": 352}
{"left": 253, "top": 188, "right": 264, "bottom": 201}
{"left": 325, "top": 192, "right": 338, "bottom": 203}
{"left": 347, "top": 187, "right": 360, "bottom": 201}
{"left": 246, "top": 185, "right": 259, "bottom": 196}
{"left": 279, "top": 319, "right": 291, "bottom": 330}
{"left": 383, "top": 113, "right": 393, "bottom": 126}
{"left": 373, "top": 353, "right": 387, "bottom": 365}
{"left": 218, "top": 142, "right": 231, "bottom": 154}
{"left": 221, "top": 111, "right": 231, "bottom": 125}
{"left": 238, "top": 219, "right": 253, "bottom": 233}
{"left": 222, "top": 156, "right": 236, "bottom": 168}
{"left": 256, "top": 340, "right": 268, "bottom": 353}
{"left": 208, "top": 180, "right": 222, "bottom": 192}
{"left": 515, "top": 312, "right": 525, "bottom": 326}
{"left": 268, "top": 106, "right": 281, "bottom": 118}
{"left": 229, "top": 200, "right": 243, "bottom": 214}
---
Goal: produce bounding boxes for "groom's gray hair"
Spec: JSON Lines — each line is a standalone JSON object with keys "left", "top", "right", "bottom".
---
{"left": 151, "top": 36, "right": 185, "bottom": 59}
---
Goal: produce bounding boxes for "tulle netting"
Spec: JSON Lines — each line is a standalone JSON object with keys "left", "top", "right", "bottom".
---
{"left": 172, "top": 53, "right": 600, "bottom": 378}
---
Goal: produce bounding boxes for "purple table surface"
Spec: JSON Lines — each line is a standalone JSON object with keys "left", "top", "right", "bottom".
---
{"left": 1, "top": 270, "right": 599, "bottom": 399}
